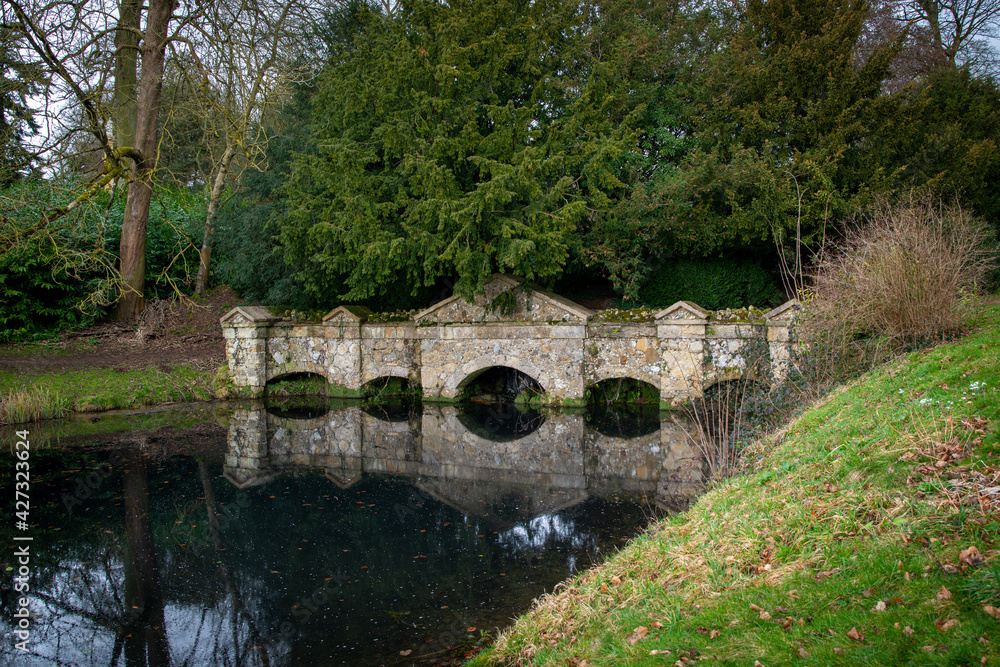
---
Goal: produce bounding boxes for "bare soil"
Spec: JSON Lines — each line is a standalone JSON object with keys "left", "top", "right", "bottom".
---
{"left": 0, "top": 288, "right": 238, "bottom": 376}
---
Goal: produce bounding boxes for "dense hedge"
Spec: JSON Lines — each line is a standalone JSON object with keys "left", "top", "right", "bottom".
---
{"left": 631, "top": 257, "right": 784, "bottom": 311}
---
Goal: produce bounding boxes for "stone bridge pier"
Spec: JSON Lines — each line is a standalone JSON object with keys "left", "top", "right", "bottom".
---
{"left": 222, "top": 275, "right": 799, "bottom": 408}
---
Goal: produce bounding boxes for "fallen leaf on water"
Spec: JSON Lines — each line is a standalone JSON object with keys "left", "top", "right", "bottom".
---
{"left": 983, "top": 605, "right": 1000, "bottom": 619}
{"left": 847, "top": 627, "right": 864, "bottom": 642}
{"left": 937, "top": 586, "right": 952, "bottom": 602}
{"left": 960, "top": 546, "right": 985, "bottom": 567}
{"left": 626, "top": 626, "right": 648, "bottom": 645}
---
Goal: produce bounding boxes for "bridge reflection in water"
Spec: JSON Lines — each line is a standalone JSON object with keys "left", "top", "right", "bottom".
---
{"left": 225, "top": 403, "right": 708, "bottom": 516}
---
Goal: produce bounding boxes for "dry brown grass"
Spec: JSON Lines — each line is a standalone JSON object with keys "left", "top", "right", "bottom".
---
{"left": 810, "top": 194, "right": 996, "bottom": 346}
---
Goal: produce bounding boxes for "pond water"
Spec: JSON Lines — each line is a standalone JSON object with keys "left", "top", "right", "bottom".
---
{"left": 1, "top": 401, "right": 707, "bottom": 666}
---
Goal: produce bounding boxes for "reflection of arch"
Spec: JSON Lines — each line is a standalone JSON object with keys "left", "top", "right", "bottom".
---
{"left": 447, "top": 357, "right": 547, "bottom": 395}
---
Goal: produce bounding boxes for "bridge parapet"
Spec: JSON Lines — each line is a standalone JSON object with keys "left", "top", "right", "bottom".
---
{"left": 221, "top": 276, "right": 800, "bottom": 407}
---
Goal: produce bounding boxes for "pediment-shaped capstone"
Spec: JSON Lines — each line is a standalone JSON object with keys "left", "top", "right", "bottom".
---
{"left": 325, "top": 469, "right": 362, "bottom": 489}
{"left": 414, "top": 274, "right": 593, "bottom": 323}
{"left": 655, "top": 301, "right": 709, "bottom": 321}
{"left": 220, "top": 306, "right": 281, "bottom": 325}
{"left": 765, "top": 299, "right": 801, "bottom": 323}
{"left": 322, "top": 305, "right": 372, "bottom": 323}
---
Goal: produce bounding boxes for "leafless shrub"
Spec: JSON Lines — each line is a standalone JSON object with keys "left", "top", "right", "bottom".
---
{"left": 810, "top": 194, "right": 997, "bottom": 348}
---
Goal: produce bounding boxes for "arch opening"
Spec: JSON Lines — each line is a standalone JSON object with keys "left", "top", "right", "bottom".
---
{"left": 458, "top": 366, "right": 543, "bottom": 403}
{"left": 361, "top": 376, "right": 421, "bottom": 421}
{"left": 585, "top": 377, "right": 659, "bottom": 405}
{"left": 264, "top": 373, "right": 331, "bottom": 418}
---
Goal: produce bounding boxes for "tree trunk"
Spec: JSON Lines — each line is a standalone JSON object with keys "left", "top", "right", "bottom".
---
{"left": 194, "top": 144, "right": 236, "bottom": 298}
{"left": 122, "top": 449, "right": 170, "bottom": 666}
{"left": 116, "top": 0, "right": 173, "bottom": 321}
{"left": 112, "top": 0, "right": 141, "bottom": 151}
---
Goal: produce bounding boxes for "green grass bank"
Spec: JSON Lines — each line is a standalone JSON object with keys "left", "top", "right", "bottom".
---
{"left": 473, "top": 305, "right": 1000, "bottom": 666}
{"left": 0, "top": 359, "right": 231, "bottom": 424}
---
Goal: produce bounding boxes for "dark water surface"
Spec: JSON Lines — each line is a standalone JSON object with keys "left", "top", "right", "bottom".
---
{"left": 1, "top": 402, "right": 706, "bottom": 666}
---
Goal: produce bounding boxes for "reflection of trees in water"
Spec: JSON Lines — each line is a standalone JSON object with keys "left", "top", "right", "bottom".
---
{"left": 4, "top": 451, "right": 274, "bottom": 667}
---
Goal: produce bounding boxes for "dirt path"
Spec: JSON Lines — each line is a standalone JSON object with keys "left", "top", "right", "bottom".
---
{"left": 0, "top": 288, "right": 237, "bottom": 376}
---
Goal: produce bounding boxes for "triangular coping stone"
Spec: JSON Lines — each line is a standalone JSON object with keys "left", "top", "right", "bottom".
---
{"left": 220, "top": 306, "right": 282, "bottom": 326}
{"left": 322, "top": 305, "right": 372, "bottom": 323}
{"left": 764, "top": 299, "right": 801, "bottom": 323}
{"left": 654, "top": 301, "right": 710, "bottom": 322}
{"left": 413, "top": 273, "right": 593, "bottom": 322}
{"left": 325, "top": 469, "right": 362, "bottom": 489}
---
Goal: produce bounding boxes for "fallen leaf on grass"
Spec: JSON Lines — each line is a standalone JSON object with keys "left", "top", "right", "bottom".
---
{"left": 710, "top": 630, "right": 722, "bottom": 639}
{"left": 814, "top": 567, "right": 842, "bottom": 581}
{"left": 625, "top": 626, "right": 648, "bottom": 645}
{"left": 960, "top": 546, "right": 985, "bottom": 567}
{"left": 651, "top": 621, "right": 664, "bottom": 629}
{"left": 871, "top": 600, "right": 887, "bottom": 613}
{"left": 797, "top": 648, "right": 810, "bottom": 658}
{"left": 611, "top": 575, "right": 622, "bottom": 586}
{"left": 935, "top": 618, "right": 960, "bottom": 631}
{"left": 847, "top": 627, "right": 865, "bottom": 642}
{"left": 749, "top": 603, "right": 764, "bottom": 612}
{"left": 937, "top": 586, "right": 952, "bottom": 602}
{"left": 983, "top": 605, "right": 1000, "bottom": 619}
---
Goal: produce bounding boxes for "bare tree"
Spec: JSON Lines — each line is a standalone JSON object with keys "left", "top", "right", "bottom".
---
{"left": 898, "top": 0, "right": 1000, "bottom": 73}
{"left": 180, "top": 0, "right": 319, "bottom": 297}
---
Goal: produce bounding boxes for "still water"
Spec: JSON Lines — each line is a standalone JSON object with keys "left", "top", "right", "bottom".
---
{"left": 1, "top": 401, "right": 706, "bottom": 666}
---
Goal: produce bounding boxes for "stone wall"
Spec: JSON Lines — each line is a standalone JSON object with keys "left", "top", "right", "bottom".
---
{"left": 221, "top": 279, "right": 800, "bottom": 406}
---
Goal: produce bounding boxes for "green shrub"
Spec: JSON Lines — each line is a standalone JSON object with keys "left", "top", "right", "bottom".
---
{"left": 0, "top": 179, "right": 206, "bottom": 341}
{"left": 631, "top": 257, "right": 783, "bottom": 311}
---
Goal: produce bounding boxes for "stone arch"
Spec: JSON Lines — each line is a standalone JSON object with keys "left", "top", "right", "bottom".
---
{"left": 264, "top": 363, "right": 330, "bottom": 384}
{"left": 587, "top": 367, "right": 662, "bottom": 391}
{"left": 446, "top": 356, "right": 548, "bottom": 396}
{"left": 362, "top": 364, "right": 415, "bottom": 384}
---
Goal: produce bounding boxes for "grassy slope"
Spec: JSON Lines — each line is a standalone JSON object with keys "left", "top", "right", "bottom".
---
{"left": 474, "top": 305, "right": 1000, "bottom": 666}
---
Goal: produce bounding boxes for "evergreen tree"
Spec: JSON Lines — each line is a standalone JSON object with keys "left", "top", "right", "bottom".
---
{"left": 623, "top": 0, "right": 904, "bottom": 269}
{"left": 281, "top": 0, "right": 633, "bottom": 301}
{"left": 0, "top": 24, "right": 44, "bottom": 186}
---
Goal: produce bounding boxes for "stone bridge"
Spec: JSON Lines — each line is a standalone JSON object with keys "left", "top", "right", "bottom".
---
{"left": 222, "top": 275, "right": 799, "bottom": 407}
